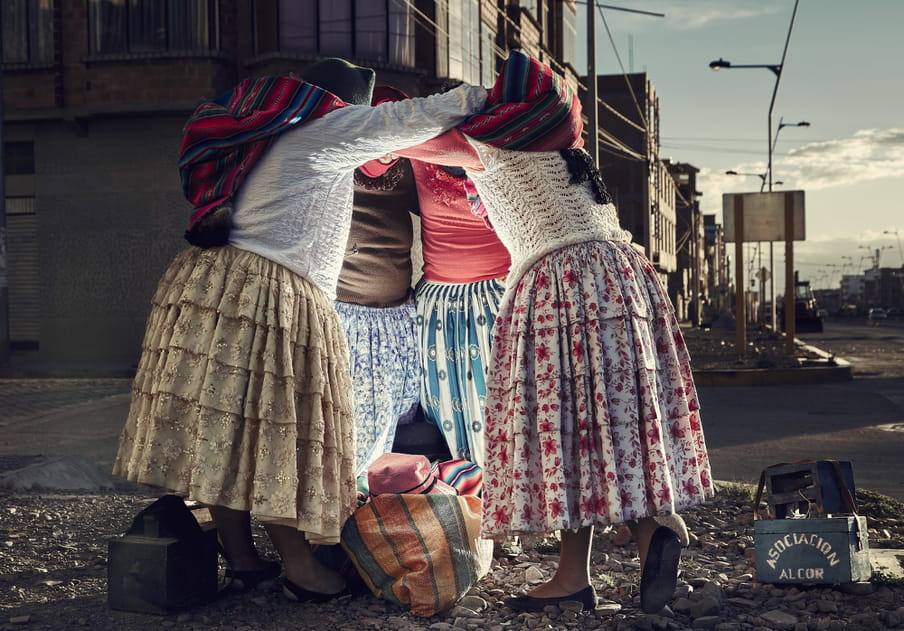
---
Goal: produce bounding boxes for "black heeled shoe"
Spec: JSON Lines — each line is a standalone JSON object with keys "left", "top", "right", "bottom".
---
{"left": 224, "top": 559, "right": 281, "bottom": 590}
{"left": 640, "top": 526, "right": 682, "bottom": 613}
{"left": 282, "top": 577, "right": 350, "bottom": 604}
{"left": 504, "top": 585, "right": 597, "bottom": 612}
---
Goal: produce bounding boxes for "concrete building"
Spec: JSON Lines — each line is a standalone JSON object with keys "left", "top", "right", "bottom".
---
{"left": 703, "top": 214, "right": 729, "bottom": 317}
{"left": 840, "top": 274, "right": 866, "bottom": 310}
{"left": 864, "top": 267, "right": 903, "bottom": 313}
{"left": 1, "top": 0, "right": 578, "bottom": 376}
{"left": 664, "top": 160, "right": 704, "bottom": 325}
{"left": 588, "top": 72, "right": 677, "bottom": 285}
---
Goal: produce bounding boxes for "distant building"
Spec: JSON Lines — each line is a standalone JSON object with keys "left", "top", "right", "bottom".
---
{"left": 703, "top": 214, "right": 729, "bottom": 315}
{"left": 1, "top": 0, "right": 578, "bottom": 376}
{"left": 587, "top": 73, "right": 677, "bottom": 285}
{"left": 664, "top": 160, "right": 704, "bottom": 324}
{"left": 840, "top": 274, "right": 866, "bottom": 308}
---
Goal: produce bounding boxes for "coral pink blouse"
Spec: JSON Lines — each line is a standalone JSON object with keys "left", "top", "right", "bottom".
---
{"left": 400, "top": 130, "right": 510, "bottom": 284}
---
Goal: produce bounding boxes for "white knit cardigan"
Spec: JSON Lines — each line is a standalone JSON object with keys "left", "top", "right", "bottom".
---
{"left": 229, "top": 84, "right": 487, "bottom": 299}
{"left": 465, "top": 141, "right": 632, "bottom": 290}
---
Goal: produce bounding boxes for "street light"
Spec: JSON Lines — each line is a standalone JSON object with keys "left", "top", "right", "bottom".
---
{"left": 710, "top": 0, "right": 800, "bottom": 352}
{"left": 769, "top": 117, "right": 810, "bottom": 190}
{"left": 725, "top": 170, "right": 766, "bottom": 183}
{"left": 859, "top": 245, "right": 894, "bottom": 269}
{"left": 883, "top": 229, "right": 903, "bottom": 264}
{"left": 709, "top": 58, "right": 781, "bottom": 76}
{"left": 708, "top": 48, "right": 796, "bottom": 193}
{"left": 725, "top": 170, "right": 784, "bottom": 187}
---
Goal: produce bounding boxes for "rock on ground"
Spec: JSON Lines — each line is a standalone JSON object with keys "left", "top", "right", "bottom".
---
{"left": 2, "top": 483, "right": 903, "bottom": 631}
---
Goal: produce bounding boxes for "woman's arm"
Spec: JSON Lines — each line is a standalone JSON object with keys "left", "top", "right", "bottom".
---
{"left": 391, "top": 129, "right": 484, "bottom": 171}
{"left": 282, "top": 85, "right": 487, "bottom": 171}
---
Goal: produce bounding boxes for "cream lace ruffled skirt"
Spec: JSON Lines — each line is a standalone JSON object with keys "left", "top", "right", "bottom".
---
{"left": 113, "top": 246, "right": 356, "bottom": 544}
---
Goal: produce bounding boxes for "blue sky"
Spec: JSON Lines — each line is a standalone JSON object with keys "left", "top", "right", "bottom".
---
{"left": 577, "top": 0, "right": 904, "bottom": 291}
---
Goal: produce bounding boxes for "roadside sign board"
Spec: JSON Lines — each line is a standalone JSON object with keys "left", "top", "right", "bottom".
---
{"left": 723, "top": 191, "right": 805, "bottom": 243}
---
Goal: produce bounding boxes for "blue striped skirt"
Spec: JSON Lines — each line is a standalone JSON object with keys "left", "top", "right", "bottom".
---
{"left": 415, "top": 278, "right": 505, "bottom": 468}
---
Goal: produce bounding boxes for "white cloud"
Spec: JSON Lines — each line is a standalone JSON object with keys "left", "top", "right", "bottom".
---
{"left": 697, "top": 127, "right": 904, "bottom": 217}
{"left": 606, "top": 1, "right": 785, "bottom": 31}
{"left": 778, "top": 128, "right": 904, "bottom": 190}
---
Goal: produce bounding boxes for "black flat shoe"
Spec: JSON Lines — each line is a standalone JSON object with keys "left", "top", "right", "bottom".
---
{"left": 282, "top": 577, "right": 350, "bottom": 604}
{"left": 224, "top": 559, "right": 281, "bottom": 590}
{"left": 504, "top": 585, "right": 597, "bottom": 612}
{"left": 640, "top": 526, "right": 682, "bottom": 613}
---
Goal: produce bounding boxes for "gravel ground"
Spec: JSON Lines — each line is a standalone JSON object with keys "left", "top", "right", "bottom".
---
{"left": 2, "top": 484, "right": 903, "bottom": 631}
{"left": 681, "top": 324, "right": 822, "bottom": 371}
{"left": 2, "top": 325, "right": 903, "bottom": 630}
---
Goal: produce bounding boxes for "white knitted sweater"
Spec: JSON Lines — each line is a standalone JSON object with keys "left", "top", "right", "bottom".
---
{"left": 229, "top": 84, "right": 487, "bottom": 299}
{"left": 466, "top": 142, "right": 631, "bottom": 289}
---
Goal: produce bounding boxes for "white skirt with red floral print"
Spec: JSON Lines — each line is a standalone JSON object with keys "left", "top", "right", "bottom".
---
{"left": 480, "top": 239, "right": 713, "bottom": 539}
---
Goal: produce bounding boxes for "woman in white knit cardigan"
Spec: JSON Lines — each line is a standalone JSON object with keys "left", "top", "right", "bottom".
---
{"left": 399, "top": 50, "right": 713, "bottom": 614}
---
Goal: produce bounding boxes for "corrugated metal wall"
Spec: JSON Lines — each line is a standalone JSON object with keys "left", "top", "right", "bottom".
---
{"left": 5, "top": 197, "right": 39, "bottom": 345}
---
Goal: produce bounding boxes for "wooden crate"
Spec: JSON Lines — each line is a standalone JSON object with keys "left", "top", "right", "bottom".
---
{"left": 764, "top": 460, "right": 856, "bottom": 519}
{"left": 107, "top": 526, "right": 219, "bottom": 614}
{"left": 754, "top": 516, "right": 871, "bottom": 584}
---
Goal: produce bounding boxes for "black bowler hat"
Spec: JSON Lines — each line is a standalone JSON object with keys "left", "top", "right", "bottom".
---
{"left": 300, "top": 57, "right": 375, "bottom": 106}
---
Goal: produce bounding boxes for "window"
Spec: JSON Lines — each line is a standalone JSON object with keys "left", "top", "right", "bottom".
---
{"left": 90, "top": 0, "right": 218, "bottom": 55}
{"left": 253, "top": 0, "right": 414, "bottom": 67}
{"left": 447, "top": 1, "right": 464, "bottom": 80}
{"left": 4, "top": 142, "right": 39, "bottom": 349}
{"left": 443, "top": 0, "right": 483, "bottom": 85}
{"left": 561, "top": 1, "right": 577, "bottom": 66}
{"left": 387, "top": 0, "right": 414, "bottom": 66}
{"left": 480, "top": 26, "right": 497, "bottom": 87}
{"left": 4, "top": 142, "right": 35, "bottom": 176}
{"left": 2, "top": 0, "right": 54, "bottom": 64}
{"left": 266, "top": 0, "right": 316, "bottom": 52}
{"left": 355, "top": 1, "right": 386, "bottom": 60}
{"left": 320, "top": 1, "right": 352, "bottom": 57}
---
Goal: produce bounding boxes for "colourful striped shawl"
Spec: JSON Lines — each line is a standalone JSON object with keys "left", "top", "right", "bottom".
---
{"left": 458, "top": 50, "right": 583, "bottom": 151}
{"left": 178, "top": 76, "right": 346, "bottom": 233}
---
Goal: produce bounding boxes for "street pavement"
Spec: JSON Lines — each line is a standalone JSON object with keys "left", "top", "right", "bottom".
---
{"left": 0, "top": 368, "right": 902, "bottom": 502}
{"left": 697, "top": 377, "right": 904, "bottom": 502}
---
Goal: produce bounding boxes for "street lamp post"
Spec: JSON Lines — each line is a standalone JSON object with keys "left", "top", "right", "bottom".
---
{"left": 725, "top": 170, "right": 784, "bottom": 188}
{"left": 708, "top": 57, "right": 784, "bottom": 193}
{"left": 771, "top": 117, "right": 810, "bottom": 189}
{"left": 762, "top": 117, "right": 809, "bottom": 326}
{"left": 859, "top": 245, "right": 894, "bottom": 270}
{"left": 884, "top": 229, "right": 903, "bottom": 265}
{"left": 709, "top": 0, "right": 801, "bottom": 353}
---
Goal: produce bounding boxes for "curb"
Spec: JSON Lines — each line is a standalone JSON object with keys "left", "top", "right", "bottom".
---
{"left": 693, "top": 341, "right": 853, "bottom": 387}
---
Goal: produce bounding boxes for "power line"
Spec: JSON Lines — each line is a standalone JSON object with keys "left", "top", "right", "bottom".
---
{"left": 596, "top": 3, "right": 650, "bottom": 133}
{"left": 573, "top": 1, "right": 665, "bottom": 18}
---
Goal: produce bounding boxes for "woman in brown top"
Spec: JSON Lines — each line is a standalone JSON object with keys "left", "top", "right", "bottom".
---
{"left": 334, "top": 86, "right": 423, "bottom": 476}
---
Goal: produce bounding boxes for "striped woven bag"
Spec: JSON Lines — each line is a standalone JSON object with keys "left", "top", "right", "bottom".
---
{"left": 340, "top": 494, "right": 492, "bottom": 617}
{"left": 434, "top": 459, "right": 483, "bottom": 496}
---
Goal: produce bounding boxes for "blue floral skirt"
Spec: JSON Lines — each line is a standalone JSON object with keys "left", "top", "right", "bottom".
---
{"left": 334, "top": 298, "right": 420, "bottom": 475}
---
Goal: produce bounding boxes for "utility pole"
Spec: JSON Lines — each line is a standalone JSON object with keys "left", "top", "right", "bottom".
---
{"left": 586, "top": 1, "right": 598, "bottom": 165}
{"left": 0, "top": 18, "right": 10, "bottom": 373}
{"left": 585, "top": 3, "right": 664, "bottom": 165}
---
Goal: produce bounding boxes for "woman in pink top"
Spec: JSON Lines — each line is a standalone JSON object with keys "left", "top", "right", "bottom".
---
{"left": 410, "top": 158, "right": 510, "bottom": 469}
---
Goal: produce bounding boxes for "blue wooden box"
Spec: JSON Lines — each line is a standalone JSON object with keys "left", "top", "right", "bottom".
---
{"left": 754, "top": 516, "right": 871, "bottom": 584}
{"left": 764, "top": 460, "right": 856, "bottom": 519}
